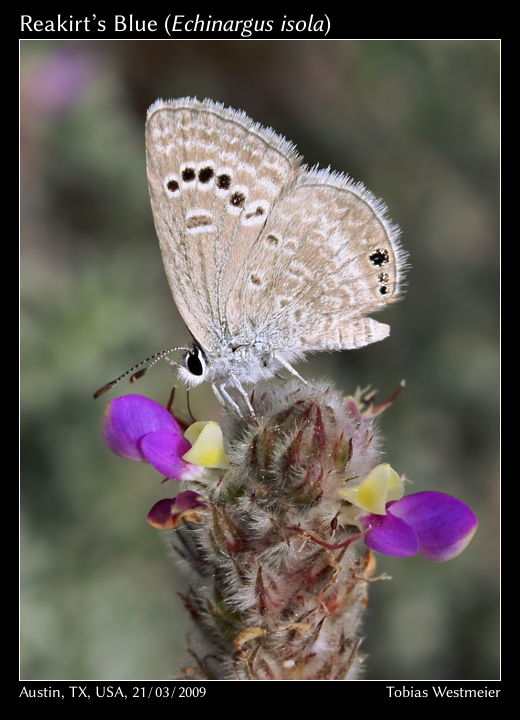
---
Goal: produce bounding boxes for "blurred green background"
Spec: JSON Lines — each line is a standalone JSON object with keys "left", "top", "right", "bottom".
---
{"left": 21, "top": 40, "right": 499, "bottom": 680}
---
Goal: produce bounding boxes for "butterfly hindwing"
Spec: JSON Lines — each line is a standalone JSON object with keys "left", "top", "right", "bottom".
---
{"left": 224, "top": 167, "right": 405, "bottom": 351}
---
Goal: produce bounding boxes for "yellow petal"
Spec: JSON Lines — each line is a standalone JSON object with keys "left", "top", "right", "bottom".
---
{"left": 182, "top": 421, "right": 230, "bottom": 469}
{"left": 386, "top": 465, "right": 405, "bottom": 502}
{"left": 338, "top": 463, "right": 404, "bottom": 515}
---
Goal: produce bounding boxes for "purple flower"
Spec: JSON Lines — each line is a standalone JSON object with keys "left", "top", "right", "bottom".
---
{"left": 102, "top": 394, "right": 197, "bottom": 480}
{"left": 361, "top": 491, "right": 478, "bottom": 562}
{"left": 147, "top": 491, "right": 207, "bottom": 529}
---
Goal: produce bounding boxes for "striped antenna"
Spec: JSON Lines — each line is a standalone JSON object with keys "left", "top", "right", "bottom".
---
{"left": 93, "top": 346, "right": 189, "bottom": 399}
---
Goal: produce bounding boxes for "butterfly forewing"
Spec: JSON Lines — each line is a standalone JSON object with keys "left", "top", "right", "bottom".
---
{"left": 145, "top": 97, "right": 301, "bottom": 352}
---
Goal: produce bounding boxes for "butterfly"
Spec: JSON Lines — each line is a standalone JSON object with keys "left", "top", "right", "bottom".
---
{"left": 95, "top": 97, "right": 406, "bottom": 414}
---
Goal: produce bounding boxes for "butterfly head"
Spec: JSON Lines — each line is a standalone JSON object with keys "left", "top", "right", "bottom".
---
{"left": 177, "top": 344, "right": 208, "bottom": 387}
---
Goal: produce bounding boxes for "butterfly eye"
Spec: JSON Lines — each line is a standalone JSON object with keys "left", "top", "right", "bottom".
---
{"left": 185, "top": 347, "right": 206, "bottom": 377}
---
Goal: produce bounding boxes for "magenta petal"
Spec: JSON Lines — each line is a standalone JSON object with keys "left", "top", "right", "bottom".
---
{"left": 139, "top": 429, "right": 192, "bottom": 479}
{"left": 388, "top": 491, "right": 478, "bottom": 562}
{"left": 363, "top": 512, "right": 419, "bottom": 557}
{"left": 174, "top": 490, "right": 206, "bottom": 511}
{"left": 147, "top": 498, "right": 176, "bottom": 528}
{"left": 147, "top": 492, "right": 206, "bottom": 529}
{"left": 103, "top": 395, "right": 182, "bottom": 461}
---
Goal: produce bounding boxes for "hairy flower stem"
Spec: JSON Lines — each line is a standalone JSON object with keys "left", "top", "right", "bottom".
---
{"left": 169, "top": 379, "right": 385, "bottom": 680}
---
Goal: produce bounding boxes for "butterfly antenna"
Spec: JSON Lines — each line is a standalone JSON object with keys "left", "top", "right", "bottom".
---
{"left": 93, "top": 347, "right": 189, "bottom": 399}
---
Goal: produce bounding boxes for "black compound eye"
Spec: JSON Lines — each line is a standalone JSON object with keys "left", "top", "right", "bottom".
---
{"left": 185, "top": 347, "right": 205, "bottom": 376}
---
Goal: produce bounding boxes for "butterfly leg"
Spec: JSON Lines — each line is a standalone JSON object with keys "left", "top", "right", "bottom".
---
{"left": 272, "top": 354, "right": 308, "bottom": 385}
{"left": 211, "top": 383, "right": 226, "bottom": 407}
{"left": 228, "top": 372, "right": 257, "bottom": 419}
{"left": 218, "top": 382, "right": 245, "bottom": 417}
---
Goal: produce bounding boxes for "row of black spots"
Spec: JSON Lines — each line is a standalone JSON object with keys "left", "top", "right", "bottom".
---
{"left": 166, "top": 167, "right": 237, "bottom": 202}
{"left": 180, "top": 165, "right": 231, "bottom": 189}
{"left": 369, "top": 249, "right": 390, "bottom": 296}
{"left": 166, "top": 167, "right": 229, "bottom": 193}
{"left": 165, "top": 167, "right": 266, "bottom": 220}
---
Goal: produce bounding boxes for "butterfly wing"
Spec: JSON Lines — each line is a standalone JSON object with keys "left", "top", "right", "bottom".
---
{"left": 145, "top": 97, "right": 301, "bottom": 352}
{"left": 224, "top": 167, "right": 406, "bottom": 352}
